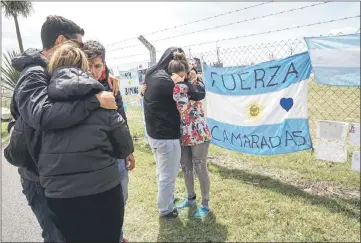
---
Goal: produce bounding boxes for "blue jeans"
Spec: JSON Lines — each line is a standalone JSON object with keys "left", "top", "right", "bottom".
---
{"left": 21, "top": 177, "right": 64, "bottom": 242}
{"left": 118, "top": 159, "right": 129, "bottom": 240}
{"left": 147, "top": 137, "right": 181, "bottom": 216}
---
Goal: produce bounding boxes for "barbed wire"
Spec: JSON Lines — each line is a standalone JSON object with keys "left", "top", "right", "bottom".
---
{"left": 105, "top": 1, "right": 272, "bottom": 47}
{"left": 108, "top": 15, "right": 360, "bottom": 60}
{"left": 184, "top": 15, "right": 360, "bottom": 48}
{"left": 152, "top": 2, "right": 331, "bottom": 43}
{"left": 108, "top": 50, "right": 165, "bottom": 60}
{"left": 108, "top": 2, "right": 331, "bottom": 52}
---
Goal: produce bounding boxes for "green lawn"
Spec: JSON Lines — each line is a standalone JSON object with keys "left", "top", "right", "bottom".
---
{"left": 122, "top": 80, "right": 360, "bottom": 242}
{"left": 123, "top": 139, "right": 360, "bottom": 242}
{"left": 1, "top": 121, "right": 9, "bottom": 144}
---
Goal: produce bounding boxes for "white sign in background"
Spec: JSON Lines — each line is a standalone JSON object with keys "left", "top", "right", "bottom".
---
{"left": 349, "top": 123, "right": 360, "bottom": 146}
{"left": 118, "top": 68, "right": 141, "bottom": 96}
{"left": 351, "top": 151, "right": 360, "bottom": 172}
{"left": 316, "top": 120, "right": 349, "bottom": 141}
{"left": 316, "top": 139, "right": 347, "bottom": 163}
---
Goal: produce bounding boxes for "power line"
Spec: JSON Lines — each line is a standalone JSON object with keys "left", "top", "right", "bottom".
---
{"left": 109, "top": 2, "right": 330, "bottom": 51}
{"left": 184, "top": 15, "right": 360, "bottom": 48}
{"left": 108, "top": 50, "right": 165, "bottom": 60}
{"left": 105, "top": 1, "right": 273, "bottom": 47}
{"left": 153, "top": 2, "right": 331, "bottom": 43}
{"left": 107, "top": 15, "right": 360, "bottom": 60}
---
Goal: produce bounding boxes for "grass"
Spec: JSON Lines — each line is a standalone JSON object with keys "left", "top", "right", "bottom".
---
{"left": 1, "top": 121, "right": 9, "bottom": 143}
{"left": 123, "top": 139, "right": 360, "bottom": 242}
{"left": 122, "top": 81, "right": 360, "bottom": 242}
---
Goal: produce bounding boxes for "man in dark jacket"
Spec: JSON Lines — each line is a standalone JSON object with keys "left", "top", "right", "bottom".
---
{"left": 5, "top": 16, "right": 119, "bottom": 242}
{"left": 83, "top": 40, "right": 131, "bottom": 243}
{"left": 143, "top": 47, "right": 205, "bottom": 218}
{"left": 83, "top": 40, "right": 128, "bottom": 124}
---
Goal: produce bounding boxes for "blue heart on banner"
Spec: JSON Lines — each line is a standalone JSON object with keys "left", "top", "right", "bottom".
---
{"left": 280, "top": 98, "right": 294, "bottom": 112}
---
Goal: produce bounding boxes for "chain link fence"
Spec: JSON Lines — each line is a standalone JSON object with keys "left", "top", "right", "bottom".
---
{"left": 120, "top": 35, "right": 360, "bottom": 163}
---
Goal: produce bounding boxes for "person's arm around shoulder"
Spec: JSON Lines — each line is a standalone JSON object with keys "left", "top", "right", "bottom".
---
{"left": 187, "top": 77, "right": 206, "bottom": 101}
{"left": 16, "top": 66, "right": 117, "bottom": 131}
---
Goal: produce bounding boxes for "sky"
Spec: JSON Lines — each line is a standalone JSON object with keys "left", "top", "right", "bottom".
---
{"left": 2, "top": 1, "right": 360, "bottom": 70}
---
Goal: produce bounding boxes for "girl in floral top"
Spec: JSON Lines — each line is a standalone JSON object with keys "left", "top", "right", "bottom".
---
{"left": 168, "top": 53, "right": 212, "bottom": 218}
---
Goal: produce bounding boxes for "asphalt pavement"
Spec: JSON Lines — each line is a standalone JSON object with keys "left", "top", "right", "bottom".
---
{"left": 2, "top": 150, "right": 42, "bottom": 242}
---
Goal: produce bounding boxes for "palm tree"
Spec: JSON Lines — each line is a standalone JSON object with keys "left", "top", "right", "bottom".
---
{"left": 2, "top": 1, "right": 33, "bottom": 53}
{"left": 1, "top": 50, "right": 21, "bottom": 92}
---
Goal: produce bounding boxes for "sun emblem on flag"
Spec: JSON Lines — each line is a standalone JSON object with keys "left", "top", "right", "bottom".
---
{"left": 245, "top": 102, "right": 263, "bottom": 120}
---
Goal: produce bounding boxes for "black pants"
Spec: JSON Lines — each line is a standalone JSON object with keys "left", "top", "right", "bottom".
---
{"left": 47, "top": 184, "right": 123, "bottom": 242}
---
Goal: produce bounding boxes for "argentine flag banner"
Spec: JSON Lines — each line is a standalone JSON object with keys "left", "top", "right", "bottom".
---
{"left": 203, "top": 52, "right": 312, "bottom": 155}
{"left": 305, "top": 33, "right": 360, "bottom": 87}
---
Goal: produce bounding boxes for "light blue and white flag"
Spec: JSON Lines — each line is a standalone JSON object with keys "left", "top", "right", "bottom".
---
{"left": 203, "top": 52, "right": 312, "bottom": 155}
{"left": 305, "top": 33, "right": 360, "bottom": 87}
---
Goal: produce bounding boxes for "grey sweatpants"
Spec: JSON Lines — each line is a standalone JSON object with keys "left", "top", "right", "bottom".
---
{"left": 180, "top": 141, "right": 210, "bottom": 206}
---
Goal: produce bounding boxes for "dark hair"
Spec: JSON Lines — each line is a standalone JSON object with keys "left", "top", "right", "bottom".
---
{"left": 146, "top": 47, "right": 185, "bottom": 77}
{"left": 41, "top": 15, "right": 85, "bottom": 50}
{"left": 189, "top": 67, "right": 197, "bottom": 74}
{"left": 168, "top": 52, "right": 189, "bottom": 74}
{"left": 83, "top": 40, "right": 106, "bottom": 62}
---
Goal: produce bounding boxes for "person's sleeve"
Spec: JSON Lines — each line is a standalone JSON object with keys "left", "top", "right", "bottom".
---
{"left": 173, "top": 83, "right": 189, "bottom": 114}
{"left": 115, "top": 91, "right": 128, "bottom": 124}
{"left": 108, "top": 111, "right": 134, "bottom": 159}
{"left": 4, "top": 118, "right": 33, "bottom": 168}
{"left": 16, "top": 67, "right": 100, "bottom": 131}
{"left": 157, "top": 74, "right": 176, "bottom": 96}
{"left": 187, "top": 80, "right": 206, "bottom": 101}
{"left": 7, "top": 118, "right": 16, "bottom": 133}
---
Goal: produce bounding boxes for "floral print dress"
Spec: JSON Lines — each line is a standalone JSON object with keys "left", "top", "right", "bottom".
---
{"left": 173, "top": 80, "right": 212, "bottom": 146}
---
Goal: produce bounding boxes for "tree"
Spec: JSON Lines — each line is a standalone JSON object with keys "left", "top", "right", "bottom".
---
{"left": 2, "top": 1, "right": 33, "bottom": 53}
{"left": 1, "top": 49, "right": 21, "bottom": 92}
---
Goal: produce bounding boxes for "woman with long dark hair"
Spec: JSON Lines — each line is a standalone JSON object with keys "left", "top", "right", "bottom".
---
{"left": 143, "top": 47, "right": 205, "bottom": 218}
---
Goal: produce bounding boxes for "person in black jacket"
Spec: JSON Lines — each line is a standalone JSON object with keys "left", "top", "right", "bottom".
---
{"left": 83, "top": 40, "right": 128, "bottom": 124}
{"left": 4, "top": 16, "right": 119, "bottom": 242}
{"left": 83, "top": 40, "right": 130, "bottom": 243}
{"left": 143, "top": 47, "right": 205, "bottom": 218}
{"left": 42, "top": 41, "right": 134, "bottom": 242}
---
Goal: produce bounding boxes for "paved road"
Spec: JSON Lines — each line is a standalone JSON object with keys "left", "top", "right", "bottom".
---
{"left": 2, "top": 151, "right": 42, "bottom": 242}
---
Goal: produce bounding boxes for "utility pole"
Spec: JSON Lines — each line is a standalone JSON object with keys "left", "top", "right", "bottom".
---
{"left": 216, "top": 42, "right": 220, "bottom": 64}
{"left": 188, "top": 47, "right": 192, "bottom": 59}
{"left": 138, "top": 35, "right": 156, "bottom": 66}
{"left": 214, "top": 42, "right": 223, "bottom": 67}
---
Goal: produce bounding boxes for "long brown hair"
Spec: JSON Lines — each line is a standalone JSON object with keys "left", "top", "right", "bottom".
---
{"left": 48, "top": 41, "right": 89, "bottom": 73}
{"left": 168, "top": 51, "right": 189, "bottom": 74}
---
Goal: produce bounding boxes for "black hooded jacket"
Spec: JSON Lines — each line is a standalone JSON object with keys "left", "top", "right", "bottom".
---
{"left": 4, "top": 49, "right": 101, "bottom": 182}
{"left": 38, "top": 67, "right": 133, "bottom": 198}
{"left": 143, "top": 47, "right": 205, "bottom": 139}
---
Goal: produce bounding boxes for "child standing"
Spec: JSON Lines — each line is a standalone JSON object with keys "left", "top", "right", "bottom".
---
{"left": 168, "top": 53, "right": 212, "bottom": 218}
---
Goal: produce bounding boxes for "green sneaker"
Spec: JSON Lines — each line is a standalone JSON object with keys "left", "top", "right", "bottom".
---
{"left": 193, "top": 206, "right": 209, "bottom": 218}
{"left": 176, "top": 200, "right": 196, "bottom": 209}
